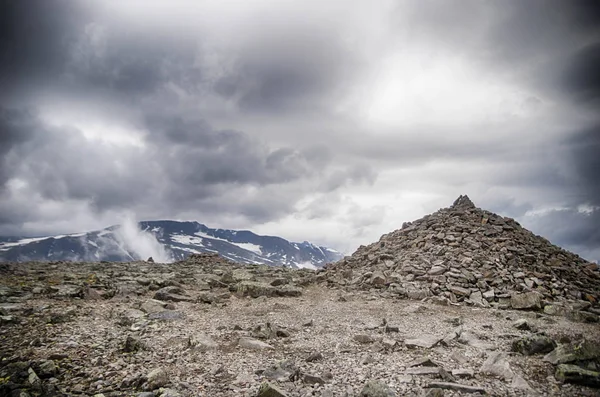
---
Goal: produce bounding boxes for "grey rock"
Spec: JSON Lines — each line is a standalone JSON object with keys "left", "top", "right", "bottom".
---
{"left": 479, "top": 352, "right": 514, "bottom": 380}
{"left": 276, "top": 285, "right": 303, "bottom": 297}
{"left": 124, "top": 335, "right": 143, "bottom": 352}
{"left": 512, "top": 319, "right": 531, "bottom": 330}
{"left": 405, "top": 335, "right": 442, "bottom": 349}
{"left": 451, "top": 369, "right": 474, "bottom": 379}
{"left": 424, "top": 388, "right": 445, "bottom": 397}
{"left": 567, "top": 310, "right": 599, "bottom": 323}
{"left": 257, "top": 382, "right": 289, "bottom": 397}
{"left": 158, "top": 389, "right": 182, "bottom": 397}
{"left": 510, "top": 292, "right": 542, "bottom": 310}
{"left": 148, "top": 310, "right": 185, "bottom": 321}
{"left": 511, "top": 374, "right": 536, "bottom": 393}
{"left": 511, "top": 335, "right": 556, "bottom": 356}
{"left": 306, "top": 352, "right": 323, "bottom": 362}
{"left": 407, "top": 357, "right": 438, "bottom": 367}
{"left": 458, "top": 331, "right": 495, "bottom": 350}
{"left": 543, "top": 339, "right": 600, "bottom": 365}
{"left": 144, "top": 368, "right": 169, "bottom": 390}
{"left": 237, "top": 282, "right": 276, "bottom": 298}
{"left": 359, "top": 380, "right": 396, "bottom": 397}
{"left": 469, "top": 291, "right": 489, "bottom": 307}
{"left": 482, "top": 290, "right": 495, "bottom": 301}
{"left": 555, "top": 364, "right": 600, "bottom": 387}
{"left": 303, "top": 373, "right": 325, "bottom": 385}
{"left": 188, "top": 333, "right": 218, "bottom": 351}
{"left": 354, "top": 334, "right": 375, "bottom": 344}
{"left": 37, "top": 359, "right": 57, "bottom": 377}
{"left": 405, "top": 367, "right": 441, "bottom": 376}
{"left": 238, "top": 337, "right": 274, "bottom": 350}
{"left": 140, "top": 299, "right": 167, "bottom": 314}
{"left": 449, "top": 286, "right": 470, "bottom": 297}
{"left": 263, "top": 360, "right": 296, "bottom": 382}
{"left": 153, "top": 286, "right": 192, "bottom": 302}
{"left": 27, "top": 368, "right": 42, "bottom": 392}
{"left": 426, "top": 382, "right": 486, "bottom": 394}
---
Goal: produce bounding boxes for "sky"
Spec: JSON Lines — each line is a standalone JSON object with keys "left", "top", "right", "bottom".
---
{"left": 0, "top": 0, "right": 599, "bottom": 261}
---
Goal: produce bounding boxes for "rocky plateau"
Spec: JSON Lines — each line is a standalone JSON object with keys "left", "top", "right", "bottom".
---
{"left": 1, "top": 196, "right": 599, "bottom": 397}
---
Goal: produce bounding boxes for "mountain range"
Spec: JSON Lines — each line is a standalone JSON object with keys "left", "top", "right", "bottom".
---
{"left": 0, "top": 220, "right": 343, "bottom": 268}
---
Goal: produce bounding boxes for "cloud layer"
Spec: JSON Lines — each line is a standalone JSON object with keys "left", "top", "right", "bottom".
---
{"left": 0, "top": 0, "right": 599, "bottom": 260}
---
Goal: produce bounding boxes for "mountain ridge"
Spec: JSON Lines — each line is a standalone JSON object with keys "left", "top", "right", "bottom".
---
{"left": 0, "top": 220, "right": 343, "bottom": 268}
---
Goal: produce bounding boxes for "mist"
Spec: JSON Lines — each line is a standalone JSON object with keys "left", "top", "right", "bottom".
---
{"left": 114, "top": 215, "right": 173, "bottom": 263}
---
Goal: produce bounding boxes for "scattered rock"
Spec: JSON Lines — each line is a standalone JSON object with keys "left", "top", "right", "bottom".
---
{"left": 510, "top": 292, "right": 542, "bottom": 310}
{"left": 354, "top": 334, "right": 375, "bottom": 344}
{"left": 237, "top": 282, "right": 276, "bottom": 298}
{"left": 153, "top": 286, "right": 192, "bottom": 302}
{"left": 37, "top": 360, "right": 57, "bottom": 377}
{"left": 263, "top": 360, "right": 296, "bottom": 382}
{"left": 511, "top": 335, "right": 556, "bottom": 356}
{"left": 257, "top": 382, "right": 289, "bottom": 397}
{"left": 238, "top": 337, "right": 274, "bottom": 350}
{"left": 451, "top": 369, "right": 474, "bottom": 379}
{"left": 424, "top": 388, "right": 445, "bottom": 397}
{"left": 555, "top": 364, "right": 600, "bottom": 387}
{"left": 426, "top": 382, "right": 486, "bottom": 394}
{"left": 513, "top": 319, "right": 531, "bottom": 330}
{"left": 123, "top": 335, "right": 143, "bottom": 352}
{"left": 359, "top": 380, "right": 396, "bottom": 396}
{"left": 306, "top": 352, "right": 323, "bottom": 362}
{"left": 407, "top": 357, "right": 438, "bottom": 367}
{"left": 543, "top": 340, "right": 600, "bottom": 365}
{"left": 405, "top": 335, "right": 442, "bottom": 349}
{"left": 405, "top": 367, "right": 441, "bottom": 376}
{"left": 479, "top": 352, "right": 514, "bottom": 380}
{"left": 188, "top": 333, "right": 218, "bottom": 351}
{"left": 140, "top": 299, "right": 168, "bottom": 314}
{"left": 144, "top": 368, "right": 169, "bottom": 391}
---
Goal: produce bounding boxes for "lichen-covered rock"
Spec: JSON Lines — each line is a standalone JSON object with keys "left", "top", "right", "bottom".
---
{"left": 236, "top": 281, "right": 276, "bottom": 298}
{"left": 543, "top": 340, "right": 600, "bottom": 365}
{"left": 144, "top": 368, "right": 169, "bottom": 390}
{"left": 555, "top": 364, "right": 600, "bottom": 387}
{"left": 257, "top": 382, "right": 289, "bottom": 397}
{"left": 511, "top": 335, "right": 556, "bottom": 356}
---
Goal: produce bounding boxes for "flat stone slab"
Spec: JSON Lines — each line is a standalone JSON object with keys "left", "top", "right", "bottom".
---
{"left": 427, "top": 382, "right": 487, "bottom": 394}
{"left": 405, "top": 367, "right": 441, "bottom": 376}
{"left": 238, "top": 337, "right": 274, "bottom": 350}
{"left": 405, "top": 335, "right": 442, "bottom": 349}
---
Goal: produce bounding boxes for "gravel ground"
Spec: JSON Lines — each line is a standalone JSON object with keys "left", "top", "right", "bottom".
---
{"left": 2, "top": 263, "right": 599, "bottom": 397}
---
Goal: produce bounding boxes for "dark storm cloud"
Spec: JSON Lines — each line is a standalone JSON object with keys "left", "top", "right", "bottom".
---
{"left": 0, "top": 108, "right": 40, "bottom": 186}
{"left": 145, "top": 115, "right": 330, "bottom": 187}
{"left": 521, "top": 208, "right": 600, "bottom": 263}
{"left": 65, "top": 23, "right": 202, "bottom": 98}
{"left": 560, "top": 43, "right": 600, "bottom": 109}
{"left": 566, "top": 124, "right": 600, "bottom": 206}
{"left": 0, "top": 108, "right": 370, "bottom": 233}
{"left": 0, "top": 0, "right": 88, "bottom": 102}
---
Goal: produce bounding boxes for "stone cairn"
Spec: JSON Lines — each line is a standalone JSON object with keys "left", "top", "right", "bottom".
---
{"left": 322, "top": 195, "right": 600, "bottom": 315}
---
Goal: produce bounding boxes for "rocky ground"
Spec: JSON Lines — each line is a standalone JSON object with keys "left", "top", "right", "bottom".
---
{"left": 1, "top": 256, "right": 599, "bottom": 397}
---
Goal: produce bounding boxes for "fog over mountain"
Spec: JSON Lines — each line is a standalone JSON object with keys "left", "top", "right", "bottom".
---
{"left": 0, "top": 1, "right": 599, "bottom": 262}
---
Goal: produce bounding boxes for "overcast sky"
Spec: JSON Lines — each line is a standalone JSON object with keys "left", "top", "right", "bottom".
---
{"left": 1, "top": 0, "right": 599, "bottom": 261}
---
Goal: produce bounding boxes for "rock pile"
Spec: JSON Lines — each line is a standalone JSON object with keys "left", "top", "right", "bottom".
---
{"left": 322, "top": 195, "right": 600, "bottom": 316}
